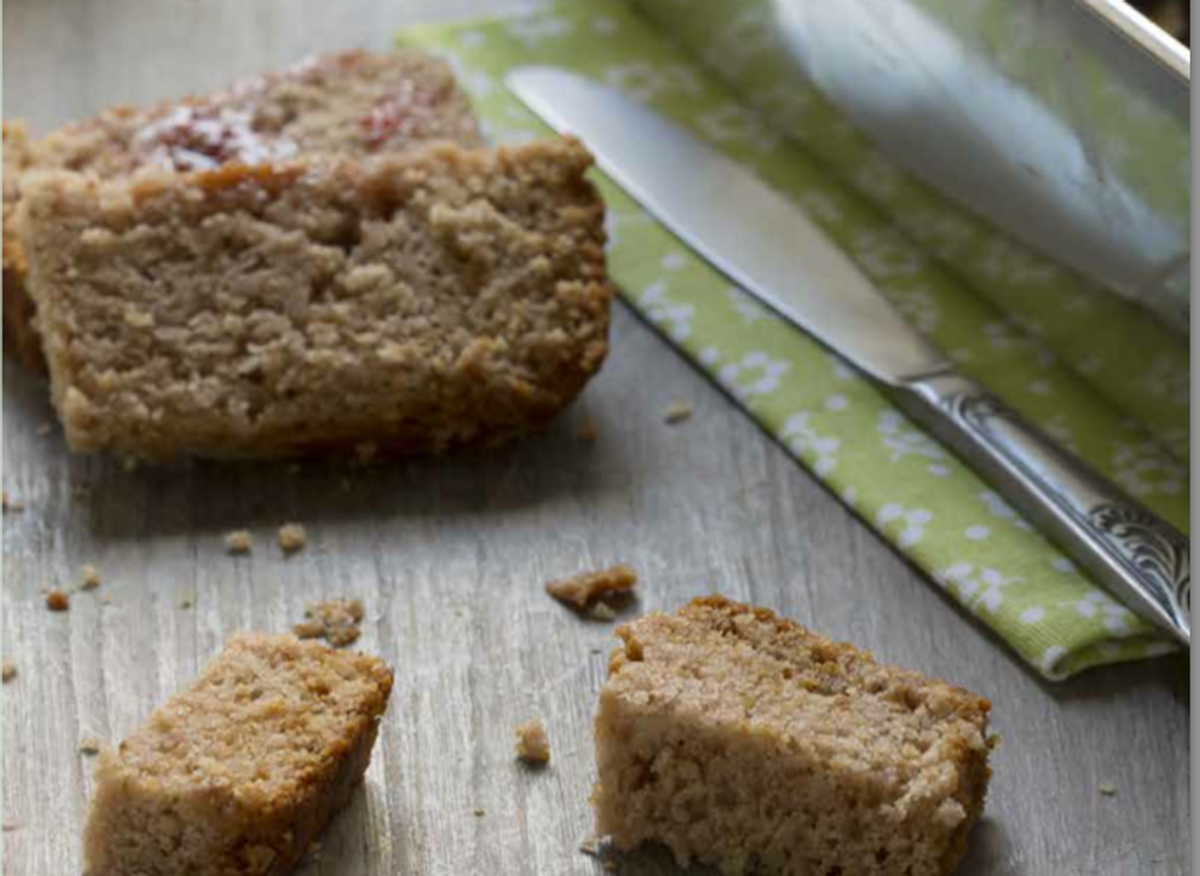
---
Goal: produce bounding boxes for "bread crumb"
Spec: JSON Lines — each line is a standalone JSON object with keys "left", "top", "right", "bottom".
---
{"left": 473, "top": 808, "right": 486, "bottom": 818}
{"left": 578, "top": 836, "right": 600, "bottom": 856}
{"left": 225, "top": 530, "right": 253, "bottom": 554}
{"left": 79, "top": 737, "right": 102, "bottom": 755}
{"left": 546, "top": 564, "right": 637, "bottom": 611}
{"left": 179, "top": 598, "right": 193, "bottom": 610}
{"left": 293, "top": 599, "right": 365, "bottom": 648}
{"left": 2, "top": 659, "right": 16, "bottom": 682}
{"left": 515, "top": 718, "right": 551, "bottom": 764}
{"left": 46, "top": 589, "right": 70, "bottom": 612}
{"left": 1099, "top": 783, "right": 1117, "bottom": 797}
{"left": 278, "top": 523, "right": 308, "bottom": 555}
{"left": 2, "top": 822, "right": 20, "bottom": 832}
{"left": 663, "top": 400, "right": 693, "bottom": 424}
{"left": 2, "top": 491, "right": 24, "bottom": 513}
{"left": 579, "top": 417, "right": 598, "bottom": 442}
{"left": 80, "top": 564, "right": 102, "bottom": 591}
{"left": 589, "top": 602, "right": 617, "bottom": 622}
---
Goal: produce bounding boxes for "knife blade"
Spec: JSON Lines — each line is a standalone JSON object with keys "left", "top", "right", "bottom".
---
{"left": 507, "top": 66, "right": 1190, "bottom": 646}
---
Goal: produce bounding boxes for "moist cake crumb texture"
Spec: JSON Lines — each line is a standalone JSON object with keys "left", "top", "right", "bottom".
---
{"left": 294, "top": 598, "right": 365, "bottom": 647}
{"left": 19, "top": 138, "right": 612, "bottom": 460}
{"left": 3, "top": 49, "right": 483, "bottom": 371}
{"left": 515, "top": 719, "right": 551, "bottom": 764}
{"left": 82, "top": 633, "right": 393, "bottom": 876}
{"left": 545, "top": 564, "right": 638, "bottom": 611}
{"left": 593, "top": 595, "right": 992, "bottom": 876}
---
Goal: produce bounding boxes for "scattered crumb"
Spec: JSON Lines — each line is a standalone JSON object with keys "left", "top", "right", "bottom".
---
{"left": 589, "top": 602, "right": 617, "bottom": 622}
{"left": 579, "top": 836, "right": 600, "bottom": 856}
{"left": 2, "top": 660, "right": 16, "bottom": 683}
{"left": 545, "top": 564, "right": 638, "bottom": 612}
{"left": 278, "top": 523, "right": 308, "bottom": 555}
{"left": 2, "top": 491, "right": 24, "bottom": 513}
{"left": 473, "top": 808, "right": 486, "bottom": 818}
{"left": 79, "top": 564, "right": 101, "bottom": 591}
{"left": 225, "top": 530, "right": 253, "bottom": 555}
{"left": 79, "top": 737, "right": 102, "bottom": 755}
{"left": 663, "top": 399, "right": 693, "bottom": 424}
{"left": 36, "top": 422, "right": 52, "bottom": 438}
{"left": 293, "top": 598, "right": 365, "bottom": 647}
{"left": 304, "top": 841, "right": 322, "bottom": 864}
{"left": 2, "top": 822, "right": 19, "bottom": 832}
{"left": 179, "top": 598, "right": 193, "bottom": 610}
{"left": 1099, "top": 783, "right": 1117, "bottom": 797}
{"left": 578, "top": 417, "right": 598, "bottom": 442}
{"left": 515, "top": 718, "right": 551, "bottom": 765}
{"left": 46, "top": 589, "right": 70, "bottom": 612}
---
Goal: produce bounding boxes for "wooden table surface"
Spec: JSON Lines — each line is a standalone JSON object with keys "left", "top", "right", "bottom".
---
{"left": 1, "top": 2, "right": 1190, "bottom": 874}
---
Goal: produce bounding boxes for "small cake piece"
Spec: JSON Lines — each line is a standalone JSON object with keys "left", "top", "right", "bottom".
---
{"left": 82, "top": 633, "right": 393, "bottom": 876}
{"left": 515, "top": 719, "right": 551, "bottom": 764}
{"left": 663, "top": 399, "right": 693, "bottom": 424}
{"left": 278, "top": 524, "right": 308, "bottom": 555}
{"left": 46, "top": 589, "right": 70, "bottom": 612}
{"left": 293, "top": 598, "right": 365, "bottom": 647}
{"left": 545, "top": 564, "right": 637, "bottom": 611}
{"left": 225, "top": 530, "right": 254, "bottom": 554}
{"left": 3, "top": 49, "right": 483, "bottom": 371}
{"left": 2, "top": 659, "right": 16, "bottom": 682}
{"left": 80, "top": 564, "right": 102, "bottom": 590}
{"left": 19, "top": 138, "right": 612, "bottom": 459}
{"left": 593, "top": 596, "right": 993, "bottom": 876}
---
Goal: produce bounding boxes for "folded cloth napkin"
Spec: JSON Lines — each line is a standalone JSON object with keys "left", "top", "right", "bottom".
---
{"left": 400, "top": 0, "right": 1189, "bottom": 679}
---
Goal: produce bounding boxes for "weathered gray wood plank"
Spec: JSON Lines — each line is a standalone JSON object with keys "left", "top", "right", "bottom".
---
{"left": 1, "top": 3, "right": 1190, "bottom": 875}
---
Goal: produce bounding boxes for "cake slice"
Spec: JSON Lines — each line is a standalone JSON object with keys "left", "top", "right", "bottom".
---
{"left": 3, "top": 48, "right": 482, "bottom": 370}
{"left": 3, "top": 121, "right": 40, "bottom": 369}
{"left": 593, "top": 596, "right": 993, "bottom": 876}
{"left": 82, "top": 633, "right": 393, "bottom": 876}
{"left": 18, "top": 137, "right": 611, "bottom": 459}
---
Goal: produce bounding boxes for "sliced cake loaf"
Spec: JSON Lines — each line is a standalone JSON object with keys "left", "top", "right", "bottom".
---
{"left": 18, "top": 137, "right": 612, "bottom": 459}
{"left": 82, "top": 634, "right": 394, "bottom": 876}
{"left": 593, "top": 596, "right": 993, "bottom": 876}
{"left": 3, "top": 48, "right": 482, "bottom": 369}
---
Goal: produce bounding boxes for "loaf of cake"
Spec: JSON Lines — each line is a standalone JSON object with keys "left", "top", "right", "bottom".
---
{"left": 593, "top": 596, "right": 993, "bottom": 876}
{"left": 82, "top": 633, "right": 394, "bottom": 876}
{"left": 3, "top": 48, "right": 482, "bottom": 370}
{"left": 18, "top": 137, "right": 612, "bottom": 459}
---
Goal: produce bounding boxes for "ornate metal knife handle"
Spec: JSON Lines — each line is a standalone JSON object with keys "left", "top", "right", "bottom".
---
{"left": 894, "top": 370, "right": 1190, "bottom": 646}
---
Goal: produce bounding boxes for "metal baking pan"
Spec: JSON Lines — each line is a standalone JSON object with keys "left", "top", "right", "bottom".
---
{"left": 631, "top": 0, "right": 1191, "bottom": 331}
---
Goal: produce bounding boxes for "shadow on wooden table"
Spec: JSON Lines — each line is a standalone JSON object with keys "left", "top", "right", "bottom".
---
{"left": 3, "top": 363, "right": 636, "bottom": 542}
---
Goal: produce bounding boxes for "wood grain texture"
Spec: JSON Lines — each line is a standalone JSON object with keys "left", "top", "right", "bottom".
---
{"left": 1, "top": 2, "right": 1190, "bottom": 875}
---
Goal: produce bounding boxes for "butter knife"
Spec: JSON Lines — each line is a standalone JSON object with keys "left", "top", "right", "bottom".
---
{"left": 508, "top": 67, "right": 1190, "bottom": 646}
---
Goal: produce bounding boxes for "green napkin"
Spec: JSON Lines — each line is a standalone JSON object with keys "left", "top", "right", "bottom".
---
{"left": 400, "top": 0, "right": 1188, "bottom": 679}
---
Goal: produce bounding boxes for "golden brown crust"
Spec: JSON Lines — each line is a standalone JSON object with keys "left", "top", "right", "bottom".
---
{"left": 2, "top": 121, "right": 42, "bottom": 370}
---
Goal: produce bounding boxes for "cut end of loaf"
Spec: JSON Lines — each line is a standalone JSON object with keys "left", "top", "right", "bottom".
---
{"left": 19, "top": 136, "right": 613, "bottom": 460}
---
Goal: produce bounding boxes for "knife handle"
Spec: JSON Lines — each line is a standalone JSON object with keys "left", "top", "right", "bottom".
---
{"left": 894, "top": 371, "right": 1190, "bottom": 646}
